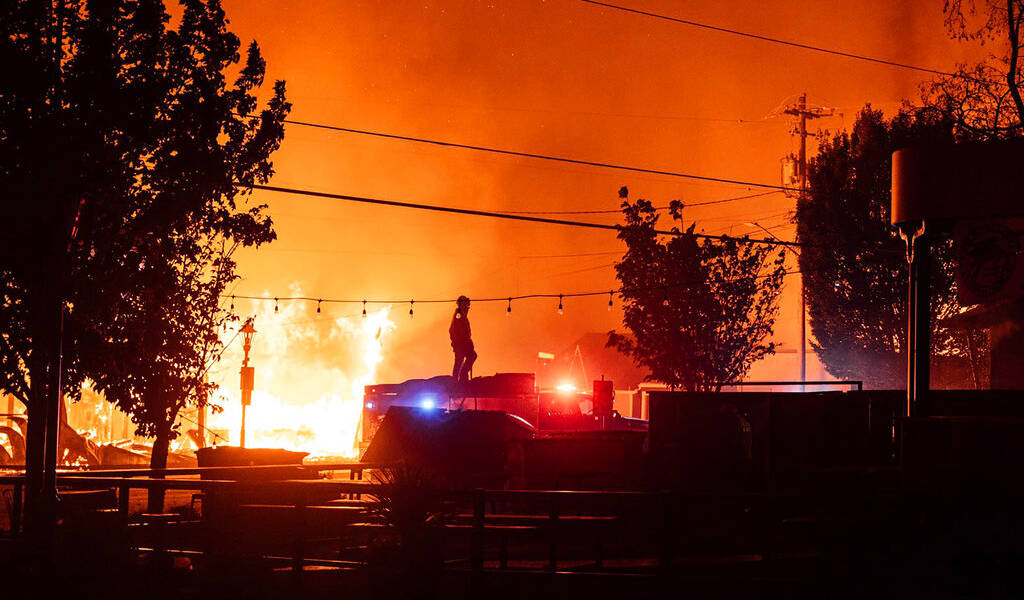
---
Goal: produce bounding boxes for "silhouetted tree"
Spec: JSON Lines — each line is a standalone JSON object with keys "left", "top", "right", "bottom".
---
{"left": 87, "top": 220, "right": 276, "bottom": 481}
{"left": 75, "top": 1, "right": 286, "bottom": 485}
{"left": 608, "top": 189, "right": 786, "bottom": 391}
{"left": 797, "top": 106, "right": 988, "bottom": 389}
{"left": 0, "top": 0, "right": 287, "bottom": 503}
{"left": 922, "top": 0, "right": 1024, "bottom": 138}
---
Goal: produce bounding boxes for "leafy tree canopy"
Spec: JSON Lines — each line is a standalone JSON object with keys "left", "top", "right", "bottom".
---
{"left": 798, "top": 106, "right": 987, "bottom": 389}
{"left": 923, "top": 0, "right": 1024, "bottom": 138}
{"left": 609, "top": 188, "right": 786, "bottom": 392}
{"left": 0, "top": 0, "right": 288, "bottom": 467}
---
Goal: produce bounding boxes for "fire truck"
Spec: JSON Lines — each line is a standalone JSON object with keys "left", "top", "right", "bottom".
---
{"left": 360, "top": 372, "right": 645, "bottom": 451}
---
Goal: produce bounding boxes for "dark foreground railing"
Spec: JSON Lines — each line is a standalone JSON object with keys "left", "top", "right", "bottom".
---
{"left": 0, "top": 467, "right": 915, "bottom": 590}
{"left": 0, "top": 462, "right": 383, "bottom": 537}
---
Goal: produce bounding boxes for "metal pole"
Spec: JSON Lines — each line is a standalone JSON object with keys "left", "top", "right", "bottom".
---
{"left": 797, "top": 93, "right": 808, "bottom": 393}
{"left": 197, "top": 403, "right": 207, "bottom": 448}
{"left": 906, "top": 251, "right": 917, "bottom": 415}
{"left": 43, "top": 298, "right": 64, "bottom": 505}
{"left": 912, "top": 234, "right": 931, "bottom": 415}
{"left": 239, "top": 319, "right": 255, "bottom": 449}
{"left": 781, "top": 93, "right": 834, "bottom": 392}
{"left": 39, "top": 0, "right": 69, "bottom": 540}
{"left": 900, "top": 222, "right": 927, "bottom": 418}
{"left": 800, "top": 277, "right": 806, "bottom": 392}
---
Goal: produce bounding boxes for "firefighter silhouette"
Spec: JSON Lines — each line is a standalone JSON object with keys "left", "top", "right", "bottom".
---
{"left": 449, "top": 295, "right": 476, "bottom": 384}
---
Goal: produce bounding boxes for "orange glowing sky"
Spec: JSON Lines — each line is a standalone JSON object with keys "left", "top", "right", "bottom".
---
{"left": 220, "top": 0, "right": 980, "bottom": 385}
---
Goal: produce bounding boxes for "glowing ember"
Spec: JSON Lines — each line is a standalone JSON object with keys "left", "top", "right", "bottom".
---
{"left": 208, "top": 291, "right": 395, "bottom": 458}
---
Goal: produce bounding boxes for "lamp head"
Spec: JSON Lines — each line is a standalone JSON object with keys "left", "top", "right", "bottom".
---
{"left": 241, "top": 318, "right": 257, "bottom": 349}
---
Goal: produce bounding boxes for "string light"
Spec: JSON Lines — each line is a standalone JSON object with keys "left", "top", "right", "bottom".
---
{"left": 223, "top": 269, "right": 803, "bottom": 314}
{"left": 409, "top": 300, "right": 414, "bottom": 319}
{"left": 558, "top": 294, "right": 564, "bottom": 315}
{"left": 316, "top": 299, "right": 322, "bottom": 314}
{"left": 506, "top": 297, "right": 512, "bottom": 316}
{"left": 662, "top": 286, "right": 669, "bottom": 306}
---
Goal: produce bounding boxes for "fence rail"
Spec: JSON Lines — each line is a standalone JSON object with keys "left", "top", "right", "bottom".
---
{"left": 717, "top": 380, "right": 864, "bottom": 391}
{"left": 0, "top": 468, "right": 912, "bottom": 585}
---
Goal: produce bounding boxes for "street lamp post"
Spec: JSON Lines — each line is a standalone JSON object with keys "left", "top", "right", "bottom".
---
{"left": 239, "top": 318, "right": 256, "bottom": 448}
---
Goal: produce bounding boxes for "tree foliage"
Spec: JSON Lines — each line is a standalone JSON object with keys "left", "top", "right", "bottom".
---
{"left": 0, "top": 0, "right": 288, "bottom": 471}
{"left": 608, "top": 188, "right": 786, "bottom": 391}
{"left": 798, "top": 106, "right": 987, "bottom": 389}
{"left": 923, "top": 0, "right": 1024, "bottom": 138}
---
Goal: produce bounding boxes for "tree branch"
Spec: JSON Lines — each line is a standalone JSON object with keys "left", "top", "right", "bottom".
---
{"left": 1006, "top": 0, "right": 1024, "bottom": 122}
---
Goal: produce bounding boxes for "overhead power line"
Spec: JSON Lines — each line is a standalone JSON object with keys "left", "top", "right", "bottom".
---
{"left": 249, "top": 184, "right": 803, "bottom": 248}
{"left": 519, "top": 250, "right": 621, "bottom": 259}
{"left": 575, "top": 0, "right": 961, "bottom": 79}
{"left": 279, "top": 118, "right": 788, "bottom": 190}
{"left": 504, "top": 190, "right": 782, "bottom": 215}
{"left": 687, "top": 190, "right": 783, "bottom": 207}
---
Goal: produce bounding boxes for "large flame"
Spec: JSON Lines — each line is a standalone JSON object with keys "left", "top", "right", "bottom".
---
{"left": 207, "top": 292, "right": 395, "bottom": 458}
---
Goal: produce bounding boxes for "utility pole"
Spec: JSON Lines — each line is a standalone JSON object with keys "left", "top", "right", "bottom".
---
{"left": 781, "top": 93, "right": 836, "bottom": 392}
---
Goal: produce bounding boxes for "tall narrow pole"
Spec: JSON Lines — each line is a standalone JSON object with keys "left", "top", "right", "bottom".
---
{"left": 239, "top": 319, "right": 256, "bottom": 448}
{"left": 240, "top": 351, "right": 250, "bottom": 448}
{"left": 797, "top": 94, "right": 808, "bottom": 392}
{"left": 782, "top": 93, "right": 834, "bottom": 392}
{"left": 906, "top": 253, "right": 917, "bottom": 413}
{"left": 900, "top": 222, "right": 926, "bottom": 417}
{"left": 912, "top": 234, "right": 931, "bottom": 415}
{"left": 800, "top": 286, "right": 806, "bottom": 391}
{"left": 24, "top": 0, "right": 65, "bottom": 540}
{"left": 197, "top": 402, "right": 207, "bottom": 448}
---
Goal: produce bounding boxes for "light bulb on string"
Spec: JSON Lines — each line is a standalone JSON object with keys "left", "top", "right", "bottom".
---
{"left": 274, "top": 297, "right": 279, "bottom": 313}
{"left": 362, "top": 300, "right": 367, "bottom": 318}
{"left": 662, "top": 287, "right": 669, "bottom": 307}
{"left": 557, "top": 294, "right": 564, "bottom": 315}
{"left": 316, "top": 299, "right": 322, "bottom": 315}
{"left": 230, "top": 295, "right": 235, "bottom": 311}
{"left": 506, "top": 297, "right": 512, "bottom": 316}
{"left": 608, "top": 291, "right": 614, "bottom": 311}
{"left": 409, "top": 300, "right": 414, "bottom": 319}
